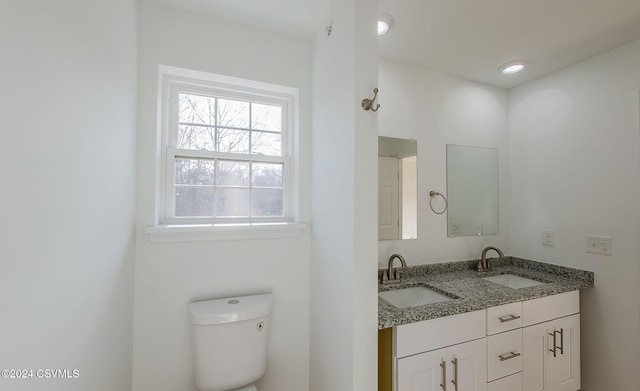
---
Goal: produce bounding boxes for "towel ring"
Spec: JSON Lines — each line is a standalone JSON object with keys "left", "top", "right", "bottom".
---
{"left": 429, "top": 191, "right": 448, "bottom": 214}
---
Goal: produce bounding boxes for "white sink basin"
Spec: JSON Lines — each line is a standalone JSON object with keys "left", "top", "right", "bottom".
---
{"left": 379, "top": 286, "right": 453, "bottom": 308}
{"left": 483, "top": 274, "right": 544, "bottom": 289}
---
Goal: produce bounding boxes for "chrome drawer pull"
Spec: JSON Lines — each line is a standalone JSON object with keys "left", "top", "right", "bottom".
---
{"left": 440, "top": 360, "right": 447, "bottom": 390}
{"left": 498, "top": 351, "right": 521, "bottom": 361}
{"left": 451, "top": 357, "right": 458, "bottom": 391}
{"left": 548, "top": 328, "right": 564, "bottom": 358}
{"left": 498, "top": 314, "right": 521, "bottom": 323}
{"left": 558, "top": 328, "right": 564, "bottom": 355}
{"left": 549, "top": 330, "right": 557, "bottom": 357}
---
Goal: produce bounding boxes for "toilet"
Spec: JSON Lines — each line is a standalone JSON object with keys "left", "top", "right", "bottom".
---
{"left": 189, "top": 293, "right": 273, "bottom": 391}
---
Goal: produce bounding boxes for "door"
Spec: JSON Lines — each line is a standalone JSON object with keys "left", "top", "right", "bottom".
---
{"left": 379, "top": 156, "right": 400, "bottom": 240}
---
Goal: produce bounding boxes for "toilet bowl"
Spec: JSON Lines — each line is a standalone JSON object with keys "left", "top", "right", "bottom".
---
{"left": 189, "top": 293, "right": 273, "bottom": 391}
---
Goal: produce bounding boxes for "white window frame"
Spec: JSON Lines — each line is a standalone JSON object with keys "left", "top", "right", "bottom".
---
{"left": 147, "top": 65, "right": 302, "bottom": 241}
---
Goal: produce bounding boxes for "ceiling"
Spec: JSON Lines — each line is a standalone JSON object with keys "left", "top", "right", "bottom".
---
{"left": 148, "top": 0, "right": 640, "bottom": 89}
{"left": 147, "top": 0, "right": 332, "bottom": 37}
{"left": 379, "top": 0, "right": 640, "bottom": 88}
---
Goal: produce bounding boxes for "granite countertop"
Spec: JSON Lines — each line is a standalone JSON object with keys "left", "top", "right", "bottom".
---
{"left": 378, "top": 256, "right": 594, "bottom": 329}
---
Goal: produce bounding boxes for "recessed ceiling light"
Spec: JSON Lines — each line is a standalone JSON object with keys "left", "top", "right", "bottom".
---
{"left": 378, "top": 13, "right": 394, "bottom": 36}
{"left": 499, "top": 60, "right": 528, "bottom": 75}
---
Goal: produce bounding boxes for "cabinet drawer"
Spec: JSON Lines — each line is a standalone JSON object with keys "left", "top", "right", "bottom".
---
{"left": 487, "top": 302, "right": 522, "bottom": 335}
{"left": 487, "top": 329, "right": 523, "bottom": 381}
{"left": 488, "top": 372, "right": 522, "bottom": 391}
{"left": 395, "top": 310, "right": 486, "bottom": 358}
{"left": 522, "top": 291, "right": 579, "bottom": 327}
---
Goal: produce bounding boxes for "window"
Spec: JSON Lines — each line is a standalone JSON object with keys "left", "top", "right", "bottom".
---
{"left": 158, "top": 67, "right": 298, "bottom": 227}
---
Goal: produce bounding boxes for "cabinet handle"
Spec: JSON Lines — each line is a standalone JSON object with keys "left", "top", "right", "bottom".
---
{"left": 498, "top": 351, "right": 521, "bottom": 361}
{"left": 548, "top": 330, "right": 557, "bottom": 357}
{"left": 440, "top": 360, "right": 446, "bottom": 390}
{"left": 498, "top": 314, "right": 521, "bottom": 323}
{"left": 451, "top": 357, "right": 458, "bottom": 391}
{"left": 558, "top": 328, "right": 564, "bottom": 355}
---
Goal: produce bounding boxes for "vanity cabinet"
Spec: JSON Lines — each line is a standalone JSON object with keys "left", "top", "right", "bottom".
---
{"left": 382, "top": 291, "right": 581, "bottom": 391}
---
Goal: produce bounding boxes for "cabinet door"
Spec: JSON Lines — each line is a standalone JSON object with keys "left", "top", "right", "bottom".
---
{"left": 448, "top": 338, "right": 487, "bottom": 391}
{"left": 523, "top": 314, "right": 580, "bottom": 391}
{"left": 397, "top": 348, "right": 447, "bottom": 391}
{"left": 546, "top": 314, "right": 580, "bottom": 391}
{"left": 523, "top": 320, "right": 547, "bottom": 391}
{"left": 397, "top": 339, "right": 487, "bottom": 391}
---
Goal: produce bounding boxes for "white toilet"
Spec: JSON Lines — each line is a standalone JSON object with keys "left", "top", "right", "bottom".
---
{"left": 189, "top": 293, "right": 273, "bottom": 391}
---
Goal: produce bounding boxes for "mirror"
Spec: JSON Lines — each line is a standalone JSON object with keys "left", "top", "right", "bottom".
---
{"left": 446, "top": 144, "right": 498, "bottom": 236}
{"left": 378, "top": 136, "right": 417, "bottom": 241}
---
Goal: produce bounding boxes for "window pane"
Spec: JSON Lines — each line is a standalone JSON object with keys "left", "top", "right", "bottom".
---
{"left": 251, "top": 131, "right": 281, "bottom": 156}
{"left": 179, "top": 93, "right": 215, "bottom": 125}
{"left": 175, "top": 159, "right": 214, "bottom": 185}
{"left": 251, "top": 103, "right": 281, "bottom": 132}
{"left": 175, "top": 187, "right": 214, "bottom": 216}
{"left": 252, "top": 189, "right": 284, "bottom": 217}
{"left": 216, "top": 188, "right": 249, "bottom": 217}
{"left": 252, "top": 162, "right": 283, "bottom": 187}
{"left": 217, "top": 160, "right": 250, "bottom": 186}
{"left": 218, "top": 128, "right": 250, "bottom": 153}
{"left": 218, "top": 98, "right": 250, "bottom": 128}
{"left": 177, "top": 125, "right": 215, "bottom": 151}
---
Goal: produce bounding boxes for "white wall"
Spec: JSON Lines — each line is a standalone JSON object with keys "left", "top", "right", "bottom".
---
{"left": 0, "top": 1, "right": 137, "bottom": 390}
{"left": 133, "top": 3, "right": 312, "bottom": 391}
{"left": 509, "top": 39, "right": 640, "bottom": 391}
{"left": 377, "top": 60, "right": 510, "bottom": 266}
{"left": 309, "top": 0, "right": 378, "bottom": 390}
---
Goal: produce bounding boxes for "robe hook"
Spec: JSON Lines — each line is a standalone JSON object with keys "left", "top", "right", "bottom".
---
{"left": 362, "top": 88, "right": 380, "bottom": 112}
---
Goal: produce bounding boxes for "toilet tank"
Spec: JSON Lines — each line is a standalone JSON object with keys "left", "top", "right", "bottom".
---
{"left": 189, "top": 293, "right": 273, "bottom": 391}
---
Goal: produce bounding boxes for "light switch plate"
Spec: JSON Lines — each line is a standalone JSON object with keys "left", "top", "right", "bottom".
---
{"left": 586, "top": 235, "right": 612, "bottom": 256}
{"left": 542, "top": 230, "right": 555, "bottom": 247}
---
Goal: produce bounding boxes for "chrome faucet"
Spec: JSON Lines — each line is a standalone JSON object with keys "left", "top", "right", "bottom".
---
{"left": 382, "top": 254, "right": 407, "bottom": 284}
{"left": 478, "top": 246, "right": 504, "bottom": 272}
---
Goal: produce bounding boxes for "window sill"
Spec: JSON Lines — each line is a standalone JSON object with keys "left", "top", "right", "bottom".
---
{"left": 144, "top": 222, "right": 306, "bottom": 243}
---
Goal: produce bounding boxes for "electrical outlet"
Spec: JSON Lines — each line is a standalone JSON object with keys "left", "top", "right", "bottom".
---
{"left": 451, "top": 222, "right": 461, "bottom": 235}
{"left": 586, "top": 235, "right": 612, "bottom": 256}
{"left": 542, "top": 230, "right": 555, "bottom": 247}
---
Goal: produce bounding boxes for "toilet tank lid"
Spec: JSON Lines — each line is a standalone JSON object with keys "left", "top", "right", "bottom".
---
{"left": 189, "top": 293, "right": 273, "bottom": 325}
